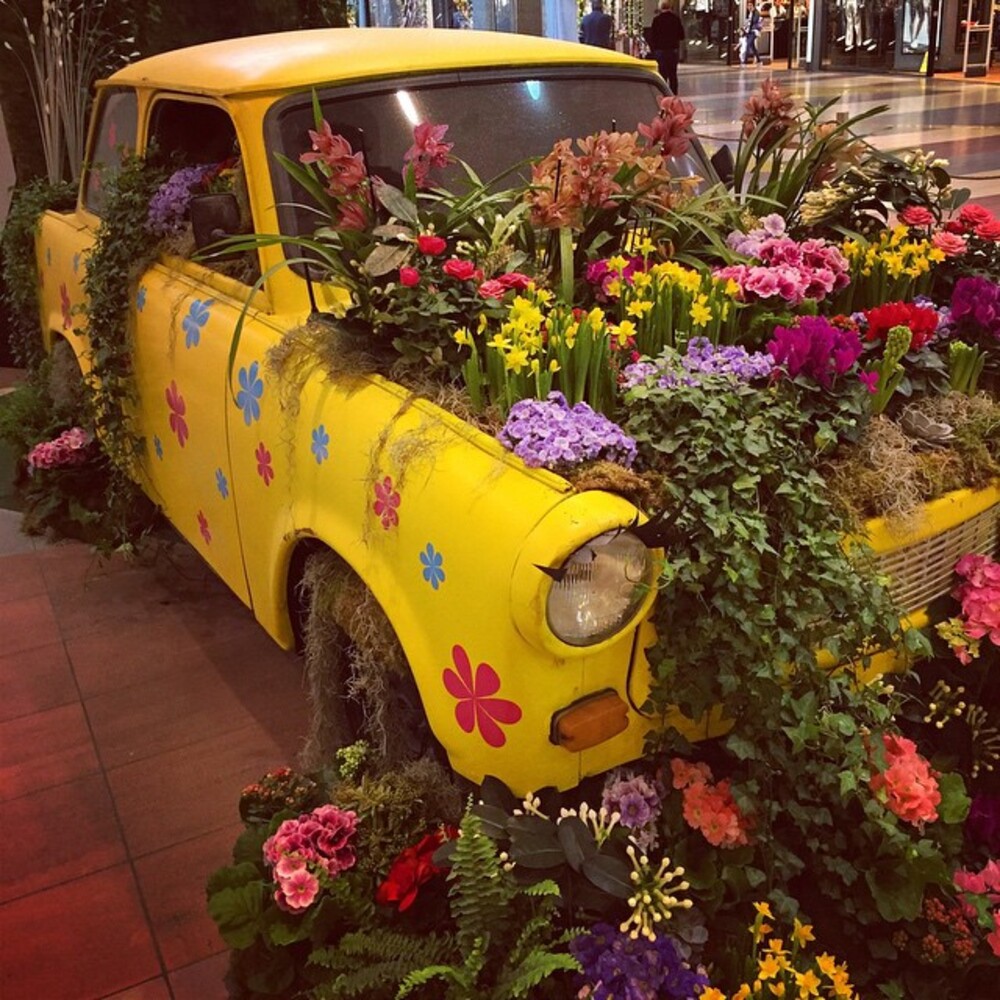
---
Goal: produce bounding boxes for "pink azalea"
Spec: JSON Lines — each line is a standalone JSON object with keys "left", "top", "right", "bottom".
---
{"left": 442, "top": 644, "right": 522, "bottom": 748}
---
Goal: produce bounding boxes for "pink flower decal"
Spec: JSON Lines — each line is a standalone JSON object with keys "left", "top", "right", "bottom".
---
{"left": 165, "top": 381, "right": 188, "bottom": 447}
{"left": 59, "top": 282, "right": 73, "bottom": 330}
{"left": 373, "top": 476, "right": 401, "bottom": 529}
{"left": 443, "top": 645, "right": 522, "bottom": 748}
{"left": 197, "top": 510, "right": 211, "bottom": 544}
{"left": 255, "top": 443, "right": 274, "bottom": 486}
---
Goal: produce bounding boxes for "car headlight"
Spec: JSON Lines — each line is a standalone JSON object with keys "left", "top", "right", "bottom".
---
{"left": 546, "top": 530, "right": 654, "bottom": 646}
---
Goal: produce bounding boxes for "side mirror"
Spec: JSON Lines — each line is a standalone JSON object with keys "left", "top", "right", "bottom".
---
{"left": 710, "top": 144, "right": 735, "bottom": 187}
{"left": 190, "top": 193, "right": 243, "bottom": 252}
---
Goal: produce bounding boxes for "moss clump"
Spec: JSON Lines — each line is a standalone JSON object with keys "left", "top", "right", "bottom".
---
{"left": 567, "top": 460, "right": 667, "bottom": 511}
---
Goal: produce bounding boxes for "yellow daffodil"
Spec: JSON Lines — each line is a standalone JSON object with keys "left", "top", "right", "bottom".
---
{"left": 634, "top": 237, "right": 656, "bottom": 256}
{"left": 487, "top": 334, "right": 512, "bottom": 351}
{"left": 699, "top": 989, "right": 727, "bottom": 1000}
{"left": 453, "top": 327, "right": 472, "bottom": 346}
{"left": 548, "top": 359, "right": 560, "bottom": 373}
{"left": 631, "top": 271, "right": 653, "bottom": 290}
{"left": 529, "top": 358, "right": 540, "bottom": 375}
{"left": 587, "top": 306, "right": 605, "bottom": 328}
{"left": 757, "top": 953, "right": 787, "bottom": 979}
{"left": 690, "top": 294, "right": 712, "bottom": 328}
{"left": 606, "top": 278, "right": 622, "bottom": 298}
{"left": 608, "top": 254, "right": 629, "bottom": 273}
{"left": 753, "top": 902, "right": 775, "bottom": 920}
{"left": 627, "top": 298, "right": 653, "bottom": 318}
{"left": 615, "top": 320, "right": 637, "bottom": 346}
{"left": 734, "top": 986, "right": 752, "bottom": 1000}
{"left": 504, "top": 346, "right": 530, "bottom": 373}
{"left": 791, "top": 919, "right": 815, "bottom": 949}
{"left": 477, "top": 313, "right": 489, "bottom": 333}
{"left": 794, "top": 969, "right": 821, "bottom": 998}
{"left": 768, "top": 983, "right": 786, "bottom": 997}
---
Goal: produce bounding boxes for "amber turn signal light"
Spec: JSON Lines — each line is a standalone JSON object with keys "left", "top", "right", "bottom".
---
{"left": 551, "top": 690, "right": 629, "bottom": 752}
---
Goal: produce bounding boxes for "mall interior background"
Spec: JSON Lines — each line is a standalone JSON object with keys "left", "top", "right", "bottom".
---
{"left": 357, "top": 0, "right": 999, "bottom": 76}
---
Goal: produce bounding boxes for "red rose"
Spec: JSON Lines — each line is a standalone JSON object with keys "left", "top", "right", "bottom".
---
{"left": 899, "top": 204, "right": 935, "bottom": 227}
{"left": 478, "top": 279, "right": 507, "bottom": 300}
{"left": 399, "top": 266, "right": 421, "bottom": 287}
{"left": 442, "top": 258, "right": 479, "bottom": 281}
{"left": 416, "top": 234, "right": 447, "bottom": 256}
{"left": 976, "top": 219, "right": 1000, "bottom": 242}
{"left": 944, "top": 219, "right": 966, "bottom": 235}
{"left": 496, "top": 271, "right": 533, "bottom": 291}
{"left": 959, "top": 203, "right": 994, "bottom": 230}
{"left": 375, "top": 826, "right": 458, "bottom": 912}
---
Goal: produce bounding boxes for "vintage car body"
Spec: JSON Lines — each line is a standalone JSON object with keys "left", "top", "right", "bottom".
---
{"left": 34, "top": 28, "right": 999, "bottom": 794}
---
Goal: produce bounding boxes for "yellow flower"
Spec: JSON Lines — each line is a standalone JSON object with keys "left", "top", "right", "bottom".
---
{"left": 815, "top": 953, "right": 838, "bottom": 978}
{"left": 928, "top": 246, "right": 946, "bottom": 263}
{"left": 794, "top": 969, "right": 821, "bottom": 998}
{"left": 758, "top": 953, "right": 787, "bottom": 979}
{"left": 766, "top": 939, "right": 789, "bottom": 956}
{"left": 487, "top": 334, "right": 512, "bottom": 351}
{"left": 477, "top": 313, "right": 489, "bottom": 333}
{"left": 606, "top": 278, "right": 622, "bottom": 298}
{"left": 752, "top": 920, "right": 773, "bottom": 941}
{"left": 533, "top": 286, "right": 553, "bottom": 304}
{"left": 753, "top": 902, "right": 775, "bottom": 920}
{"left": 634, "top": 237, "right": 656, "bottom": 256}
{"left": 791, "top": 919, "right": 815, "bottom": 949}
{"left": 627, "top": 299, "right": 653, "bottom": 318}
{"left": 734, "top": 986, "right": 752, "bottom": 1000}
{"left": 690, "top": 295, "right": 712, "bottom": 328}
{"left": 615, "top": 320, "right": 637, "bottom": 346}
{"left": 631, "top": 271, "right": 653, "bottom": 290}
{"left": 725, "top": 278, "right": 741, "bottom": 297}
{"left": 700, "top": 989, "right": 727, "bottom": 1000}
{"left": 587, "top": 307, "right": 606, "bottom": 328}
{"left": 453, "top": 326, "right": 472, "bottom": 346}
{"left": 768, "top": 983, "right": 786, "bottom": 997}
{"left": 529, "top": 358, "right": 540, "bottom": 375}
{"left": 548, "top": 359, "right": 561, "bottom": 373}
{"left": 608, "top": 254, "right": 629, "bottom": 273}
{"left": 505, "top": 346, "right": 530, "bottom": 373}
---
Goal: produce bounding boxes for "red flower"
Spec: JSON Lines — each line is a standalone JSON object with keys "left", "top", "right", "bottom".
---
{"left": 864, "top": 300, "right": 938, "bottom": 350}
{"left": 442, "top": 258, "right": 480, "bottom": 281}
{"left": 165, "top": 381, "right": 188, "bottom": 447}
{"left": 255, "top": 442, "right": 274, "bottom": 486}
{"left": 478, "top": 279, "right": 506, "bottom": 300}
{"left": 442, "top": 644, "right": 522, "bottom": 747}
{"left": 197, "top": 510, "right": 211, "bottom": 544}
{"left": 416, "top": 234, "right": 447, "bottom": 256}
{"left": 899, "top": 204, "right": 935, "bottom": 227}
{"left": 959, "top": 202, "right": 994, "bottom": 231}
{"left": 399, "top": 266, "right": 421, "bottom": 287}
{"left": 976, "top": 219, "right": 1000, "bottom": 242}
{"left": 496, "top": 271, "right": 533, "bottom": 291}
{"left": 373, "top": 475, "right": 401, "bottom": 529}
{"left": 375, "top": 826, "right": 458, "bottom": 911}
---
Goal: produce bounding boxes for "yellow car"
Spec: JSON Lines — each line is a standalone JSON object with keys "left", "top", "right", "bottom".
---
{"left": 34, "top": 28, "right": 999, "bottom": 794}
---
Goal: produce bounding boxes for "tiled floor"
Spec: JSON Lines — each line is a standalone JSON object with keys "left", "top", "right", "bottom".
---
{"left": 2, "top": 60, "right": 1000, "bottom": 998}
{"left": 0, "top": 512, "right": 309, "bottom": 998}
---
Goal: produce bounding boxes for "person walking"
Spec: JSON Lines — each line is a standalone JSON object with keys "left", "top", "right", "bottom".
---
{"left": 739, "top": 0, "right": 763, "bottom": 63}
{"left": 647, "top": 0, "right": 686, "bottom": 94}
{"left": 580, "top": 0, "right": 615, "bottom": 48}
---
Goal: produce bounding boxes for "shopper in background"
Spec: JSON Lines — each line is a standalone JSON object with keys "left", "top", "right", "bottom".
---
{"left": 740, "top": 0, "right": 763, "bottom": 63}
{"left": 579, "top": 0, "right": 615, "bottom": 48}
{"left": 647, "top": 0, "right": 686, "bottom": 93}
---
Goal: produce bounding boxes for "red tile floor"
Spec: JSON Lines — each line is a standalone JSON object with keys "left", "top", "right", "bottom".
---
{"left": 0, "top": 404, "right": 311, "bottom": 999}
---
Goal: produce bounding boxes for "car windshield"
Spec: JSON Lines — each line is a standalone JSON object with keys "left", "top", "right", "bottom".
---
{"left": 267, "top": 69, "right": 708, "bottom": 240}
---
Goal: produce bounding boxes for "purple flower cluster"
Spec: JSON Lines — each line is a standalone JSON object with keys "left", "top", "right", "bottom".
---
{"left": 950, "top": 275, "right": 1000, "bottom": 340}
{"left": 147, "top": 164, "right": 213, "bottom": 237}
{"left": 585, "top": 255, "right": 648, "bottom": 301}
{"left": 767, "top": 316, "right": 864, "bottom": 388}
{"left": 571, "top": 923, "right": 711, "bottom": 1000}
{"left": 602, "top": 770, "right": 662, "bottom": 851}
{"left": 715, "top": 234, "right": 850, "bottom": 306}
{"left": 725, "top": 213, "right": 787, "bottom": 257}
{"left": 620, "top": 337, "right": 775, "bottom": 390}
{"left": 498, "top": 392, "right": 636, "bottom": 471}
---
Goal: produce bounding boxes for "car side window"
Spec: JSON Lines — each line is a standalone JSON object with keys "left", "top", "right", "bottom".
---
{"left": 145, "top": 98, "right": 257, "bottom": 284}
{"left": 83, "top": 88, "right": 138, "bottom": 216}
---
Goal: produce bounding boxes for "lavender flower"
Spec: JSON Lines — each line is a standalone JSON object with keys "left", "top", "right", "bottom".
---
{"left": 147, "top": 164, "right": 213, "bottom": 237}
{"left": 621, "top": 338, "right": 774, "bottom": 390}
{"left": 498, "top": 393, "right": 636, "bottom": 471}
{"left": 602, "top": 770, "right": 662, "bottom": 851}
{"left": 571, "top": 923, "right": 712, "bottom": 1000}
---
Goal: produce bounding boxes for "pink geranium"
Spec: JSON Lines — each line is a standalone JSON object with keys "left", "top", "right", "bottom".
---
{"left": 868, "top": 733, "right": 940, "bottom": 827}
{"left": 669, "top": 757, "right": 752, "bottom": 849}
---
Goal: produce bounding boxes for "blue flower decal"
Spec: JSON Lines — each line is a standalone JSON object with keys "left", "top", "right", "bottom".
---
{"left": 182, "top": 298, "right": 213, "bottom": 348}
{"left": 420, "top": 543, "right": 445, "bottom": 590}
{"left": 235, "top": 362, "right": 264, "bottom": 425}
{"left": 153, "top": 435, "right": 163, "bottom": 460}
{"left": 215, "top": 468, "right": 229, "bottom": 499}
{"left": 136, "top": 285, "right": 147, "bottom": 312}
{"left": 72, "top": 252, "right": 81, "bottom": 274}
{"left": 311, "top": 425, "right": 330, "bottom": 465}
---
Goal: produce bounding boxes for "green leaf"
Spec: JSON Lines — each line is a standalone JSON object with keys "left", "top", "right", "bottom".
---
{"left": 936, "top": 771, "right": 970, "bottom": 825}
{"left": 509, "top": 832, "right": 565, "bottom": 869}
{"left": 363, "top": 243, "right": 411, "bottom": 277}
{"left": 375, "top": 183, "right": 420, "bottom": 226}
{"left": 206, "top": 861, "right": 261, "bottom": 897}
{"left": 581, "top": 854, "right": 633, "bottom": 898}
{"left": 557, "top": 817, "right": 597, "bottom": 872}
{"left": 207, "top": 881, "right": 266, "bottom": 949}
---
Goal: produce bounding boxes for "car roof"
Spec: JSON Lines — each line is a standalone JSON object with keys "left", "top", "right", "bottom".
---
{"left": 107, "top": 28, "right": 651, "bottom": 98}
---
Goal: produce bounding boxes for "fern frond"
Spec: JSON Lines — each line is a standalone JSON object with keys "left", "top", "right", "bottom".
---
{"left": 520, "top": 878, "right": 561, "bottom": 898}
{"left": 447, "top": 808, "right": 515, "bottom": 953}
{"left": 395, "top": 964, "right": 462, "bottom": 998}
{"left": 309, "top": 929, "right": 453, "bottom": 999}
{"left": 493, "top": 950, "right": 580, "bottom": 1000}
